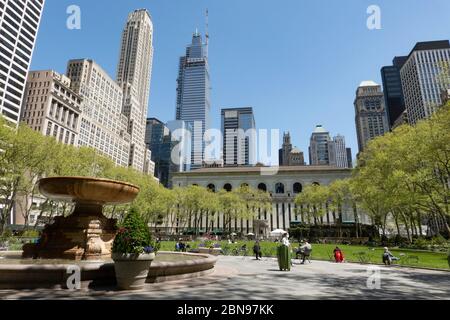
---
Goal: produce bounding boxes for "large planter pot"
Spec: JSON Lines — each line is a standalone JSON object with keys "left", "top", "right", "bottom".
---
{"left": 112, "top": 253, "right": 155, "bottom": 290}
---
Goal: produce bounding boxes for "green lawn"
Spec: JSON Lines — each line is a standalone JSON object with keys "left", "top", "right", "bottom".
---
{"left": 160, "top": 240, "right": 450, "bottom": 270}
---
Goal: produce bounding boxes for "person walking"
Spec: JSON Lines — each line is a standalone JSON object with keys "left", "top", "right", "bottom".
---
{"left": 253, "top": 240, "right": 262, "bottom": 260}
{"left": 277, "top": 233, "right": 292, "bottom": 271}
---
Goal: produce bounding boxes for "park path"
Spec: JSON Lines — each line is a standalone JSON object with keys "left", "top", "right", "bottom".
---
{"left": 1, "top": 256, "right": 449, "bottom": 300}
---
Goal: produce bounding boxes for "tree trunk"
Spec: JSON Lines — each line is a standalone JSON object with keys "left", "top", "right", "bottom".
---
{"left": 437, "top": 211, "right": 450, "bottom": 237}
{"left": 400, "top": 211, "right": 412, "bottom": 243}
{"left": 417, "top": 211, "right": 423, "bottom": 236}
{"left": 382, "top": 213, "right": 388, "bottom": 237}
{"left": 352, "top": 203, "right": 359, "bottom": 238}
{"left": 394, "top": 213, "right": 401, "bottom": 237}
{"left": 410, "top": 215, "right": 417, "bottom": 237}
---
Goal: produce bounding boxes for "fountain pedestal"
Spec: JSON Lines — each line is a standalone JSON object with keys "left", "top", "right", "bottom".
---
{"left": 22, "top": 177, "right": 139, "bottom": 261}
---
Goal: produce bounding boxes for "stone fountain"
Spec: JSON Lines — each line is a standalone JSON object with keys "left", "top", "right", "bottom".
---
{"left": 23, "top": 177, "right": 139, "bottom": 260}
{"left": 0, "top": 176, "right": 217, "bottom": 290}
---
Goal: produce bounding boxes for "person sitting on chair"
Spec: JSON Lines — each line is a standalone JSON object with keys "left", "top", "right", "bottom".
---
{"left": 333, "top": 246, "right": 344, "bottom": 263}
{"left": 382, "top": 247, "right": 399, "bottom": 265}
{"left": 299, "top": 240, "right": 312, "bottom": 264}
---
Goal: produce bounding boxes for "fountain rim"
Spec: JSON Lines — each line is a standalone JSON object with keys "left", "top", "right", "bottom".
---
{"left": 38, "top": 176, "right": 140, "bottom": 191}
{"left": 0, "top": 251, "right": 217, "bottom": 272}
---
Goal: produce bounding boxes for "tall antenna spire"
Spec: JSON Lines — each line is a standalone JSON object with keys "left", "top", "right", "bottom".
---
{"left": 205, "top": 8, "right": 209, "bottom": 57}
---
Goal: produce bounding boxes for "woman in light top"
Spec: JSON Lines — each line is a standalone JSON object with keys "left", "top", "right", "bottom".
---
{"left": 277, "top": 233, "right": 292, "bottom": 271}
{"left": 281, "top": 233, "right": 290, "bottom": 247}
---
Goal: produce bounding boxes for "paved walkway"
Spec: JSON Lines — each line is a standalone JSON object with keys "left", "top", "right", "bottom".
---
{"left": 1, "top": 256, "right": 449, "bottom": 300}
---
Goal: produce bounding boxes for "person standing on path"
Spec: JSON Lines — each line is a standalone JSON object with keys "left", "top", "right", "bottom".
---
{"left": 253, "top": 240, "right": 262, "bottom": 260}
{"left": 277, "top": 233, "right": 292, "bottom": 271}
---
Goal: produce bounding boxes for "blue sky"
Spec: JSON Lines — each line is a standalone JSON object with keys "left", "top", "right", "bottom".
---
{"left": 31, "top": 0, "right": 450, "bottom": 162}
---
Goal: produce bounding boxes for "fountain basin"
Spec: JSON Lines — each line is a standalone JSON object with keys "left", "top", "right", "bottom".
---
{"left": 24, "top": 176, "right": 140, "bottom": 261}
{"left": 39, "top": 176, "right": 140, "bottom": 205}
{"left": 0, "top": 252, "right": 217, "bottom": 289}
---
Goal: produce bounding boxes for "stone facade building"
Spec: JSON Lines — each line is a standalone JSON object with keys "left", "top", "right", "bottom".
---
{"left": 21, "top": 70, "right": 81, "bottom": 145}
{"left": 354, "top": 81, "right": 389, "bottom": 153}
{"left": 167, "top": 166, "right": 370, "bottom": 237}
{"left": 66, "top": 59, "right": 131, "bottom": 167}
{"left": 279, "top": 132, "right": 306, "bottom": 166}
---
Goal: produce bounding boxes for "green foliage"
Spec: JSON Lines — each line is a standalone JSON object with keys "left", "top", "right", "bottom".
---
{"left": 0, "top": 229, "right": 13, "bottom": 240}
{"left": 295, "top": 184, "right": 329, "bottom": 224}
{"left": 408, "top": 236, "right": 449, "bottom": 252}
{"left": 158, "top": 240, "right": 449, "bottom": 269}
{"left": 292, "top": 105, "right": 450, "bottom": 242}
{"left": 112, "top": 207, "right": 157, "bottom": 254}
{"left": 353, "top": 105, "right": 450, "bottom": 239}
{"left": 20, "top": 230, "right": 40, "bottom": 238}
{"left": 203, "top": 239, "right": 214, "bottom": 248}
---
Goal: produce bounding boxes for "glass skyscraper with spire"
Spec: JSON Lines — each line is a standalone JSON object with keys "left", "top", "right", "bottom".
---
{"left": 175, "top": 31, "right": 211, "bottom": 169}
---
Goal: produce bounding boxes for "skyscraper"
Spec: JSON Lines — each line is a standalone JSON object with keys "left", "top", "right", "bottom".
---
{"left": 279, "top": 132, "right": 305, "bottom": 166}
{"left": 309, "top": 125, "right": 336, "bottom": 166}
{"left": 279, "top": 132, "right": 292, "bottom": 166}
{"left": 175, "top": 31, "right": 211, "bottom": 169}
{"left": 66, "top": 59, "right": 131, "bottom": 167}
{"left": 117, "top": 9, "right": 154, "bottom": 173}
{"left": 145, "top": 117, "right": 176, "bottom": 187}
{"left": 166, "top": 120, "right": 191, "bottom": 174}
{"left": 400, "top": 40, "right": 450, "bottom": 125}
{"left": 346, "top": 148, "right": 353, "bottom": 169}
{"left": 381, "top": 56, "right": 407, "bottom": 129}
{"left": 333, "top": 135, "right": 348, "bottom": 169}
{"left": 0, "top": 0, "right": 45, "bottom": 125}
{"left": 221, "top": 107, "right": 255, "bottom": 166}
{"left": 354, "top": 81, "right": 389, "bottom": 153}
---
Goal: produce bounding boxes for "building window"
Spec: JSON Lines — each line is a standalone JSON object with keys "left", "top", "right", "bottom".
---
{"left": 257, "top": 183, "right": 267, "bottom": 192}
{"left": 293, "top": 183, "right": 302, "bottom": 194}
{"left": 275, "top": 183, "right": 285, "bottom": 194}
{"left": 46, "top": 122, "right": 52, "bottom": 136}
{"left": 223, "top": 184, "right": 232, "bottom": 192}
